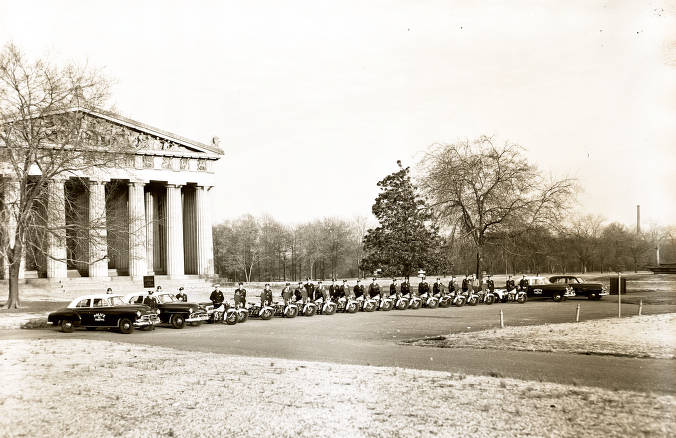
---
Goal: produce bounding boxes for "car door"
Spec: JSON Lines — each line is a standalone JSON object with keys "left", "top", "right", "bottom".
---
{"left": 74, "top": 298, "right": 93, "bottom": 325}
{"left": 91, "top": 297, "right": 111, "bottom": 326}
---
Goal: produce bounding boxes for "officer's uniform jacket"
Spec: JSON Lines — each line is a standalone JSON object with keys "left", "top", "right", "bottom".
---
{"left": 210, "top": 290, "right": 224, "bottom": 306}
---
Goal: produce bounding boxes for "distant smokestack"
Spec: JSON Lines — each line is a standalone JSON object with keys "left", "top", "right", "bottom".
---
{"left": 636, "top": 205, "right": 641, "bottom": 234}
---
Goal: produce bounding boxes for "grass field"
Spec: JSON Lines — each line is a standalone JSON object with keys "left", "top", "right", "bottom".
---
{"left": 1, "top": 338, "right": 674, "bottom": 438}
{"left": 407, "top": 313, "right": 676, "bottom": 360}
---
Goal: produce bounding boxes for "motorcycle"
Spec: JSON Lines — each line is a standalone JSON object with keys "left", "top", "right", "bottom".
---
{"left": 295, "top": 299, "right": 317, "bottom": 316}
{"left": 204, "top": 303, "right": 238, "bottom": 325}
{"left": 437, "top": 293, "right": 453, "bottom": 308}
{"left": 392, "top": 294, "right": 409, "bottom": 310}
{"left": 314, "top": 297, "right": 337, "bottom": 315}
{"left": 477, "top": 290, "right": 496, "bottom": 305}
{"left": 402, "top": 293, "right": 422, "bottom": 310}
{"left": 336, "top": 296, "right": 359, "bottom": 313}
{"left": 377, "top": 295, "right": 394, "bottom": 311}
{"left": 248, "top": 304, "right": 274, "bottom": 320}
{"left": 465, "top": 290, "right": 479, "bottom": 306}
{"left": 273, "top": 301, "right": 299, "bottom": 318}
{"left": 506, "top": 288, "right": 528, "bottom": 304}
{"left": 419, "top": 293, "right": 439, "bottom": 309}
{"left": 356, "top": 295, "right": 377, "bottom": 312}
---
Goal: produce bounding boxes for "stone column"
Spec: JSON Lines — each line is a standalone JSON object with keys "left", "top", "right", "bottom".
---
{"left": 144, "top": 190, "right": 154, "bottom": 275}
{"left": 128, "top": 181, "right": 147, "bottom": 280}
{"left": 47, "top": 179, "right": 67, "bottom": 279}
{"left": 182, "top": 187, "right": 197, "bottom": 275}
{"left": 165, "top": 184, "right": 184, "bottom": 278}
{"left": 3, "top": 179, "right": 25, "bottom": 279}
{"left": 195, "top": 185, "right": 214, "bottom": 275}
{"left": 88, "top": 180, "right": 108, "bottom": 278}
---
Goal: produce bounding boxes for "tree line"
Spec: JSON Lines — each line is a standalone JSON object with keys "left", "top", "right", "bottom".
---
{"left": 212, "top": 215, "right": 370, "bottom": 282}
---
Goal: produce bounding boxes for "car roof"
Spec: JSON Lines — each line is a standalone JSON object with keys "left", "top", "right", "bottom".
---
{"left": 122, "top": 291, "right": 173, "bottom": 299}
{"left": 67, "top": 294, "right": 128, "bottom": 308}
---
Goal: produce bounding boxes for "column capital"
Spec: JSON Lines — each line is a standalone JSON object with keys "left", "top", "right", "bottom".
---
{"left": 88, "top": 179, "right": 108, "bottom": 186}
{"left": 127, "top": 180, "right": 147, "bottom": 187}
{"left": 166, "top": 183, "right": 183, "bottom": 189}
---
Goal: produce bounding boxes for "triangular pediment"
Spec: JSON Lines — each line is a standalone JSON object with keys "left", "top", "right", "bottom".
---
{"left": 73, "top": 108, "right": 223, "bottom": 157}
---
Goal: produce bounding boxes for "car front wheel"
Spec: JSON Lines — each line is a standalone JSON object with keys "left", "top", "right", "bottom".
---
{"left": 171, "top": 314, "right": 186, "bottom": 329}
{"left": 552, "top": 293, "right": 563, "bottom": 302}
{"left": 225, "top": 312, "right": 238, "bottom": 325}
{"left": 119, "top": 318, "right": 134, "bottom": 334}
{"left": 60, "top": 320, "right": 74, "bottom": 333}
{"left": 588, "top": 292, "right": 598, "bottom": 300}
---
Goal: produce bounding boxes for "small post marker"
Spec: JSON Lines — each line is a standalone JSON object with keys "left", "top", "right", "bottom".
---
{"left": 499, "top": 308, "right": 504, "bottom": 328}
{"left": 618, "top": 272, "right": 622, "bottom": 318}
{"left": 575, "top": 303, "right": 580, "bottom": 323}
{"left": 638, "top": 299, "right": 643, "bottom": 316}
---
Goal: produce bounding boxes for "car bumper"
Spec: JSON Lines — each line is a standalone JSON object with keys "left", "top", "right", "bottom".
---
{"left": 564, "top": 291, "right": 576, "bottom": 297}
{"left": 134, "top": 314, "right": 160, "bottom": 327}
{"left": 598, "top": 291, "right": 609, "bottom": 296}
{"left": 186, "top": 313, "right": 209, "bottom": 323}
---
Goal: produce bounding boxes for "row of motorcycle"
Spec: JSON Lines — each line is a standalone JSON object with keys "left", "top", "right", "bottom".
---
{"left": 204, "top": 287, "right": 528, "bottom": 325}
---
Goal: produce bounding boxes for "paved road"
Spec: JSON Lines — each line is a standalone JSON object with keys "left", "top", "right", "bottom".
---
{"left": 3, "top": 299, "right": 675, "bottom": 394}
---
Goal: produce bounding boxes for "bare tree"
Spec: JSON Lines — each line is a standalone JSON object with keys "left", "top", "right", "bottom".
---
{"left": 0, "top": 43, "right": 133, "bottom": 308}
{"left": 418, "top": 136, "right": 577, "bottom": 279}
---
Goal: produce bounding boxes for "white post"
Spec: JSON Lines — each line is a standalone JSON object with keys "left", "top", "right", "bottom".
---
{"left": 499, "top": 308, "right": 504, "bottom": 328}
{"left": 617, "top": 272, "right": 622, "bottom": 318}
{"left": 638, "top": 299, "right": 643, "bottom": 316}
{"left": 575, "top": 303, "right": 580, "bottom": 322}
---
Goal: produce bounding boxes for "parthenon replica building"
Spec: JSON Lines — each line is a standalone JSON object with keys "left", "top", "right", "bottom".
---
{"left": 1, "top": 108, "right": 222, "bottom": 281}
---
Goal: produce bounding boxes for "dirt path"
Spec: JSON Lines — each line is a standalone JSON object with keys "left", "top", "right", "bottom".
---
{"left": 1, "top": 339, "right": 674, "bottom": 438}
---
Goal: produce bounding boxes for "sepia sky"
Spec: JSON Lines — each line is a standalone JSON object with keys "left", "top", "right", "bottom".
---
{"left": 1, "top": 0, "right": 674, "bottom": 228}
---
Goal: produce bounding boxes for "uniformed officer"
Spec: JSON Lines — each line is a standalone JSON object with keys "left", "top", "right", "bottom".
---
{"left": 505, "top": 275, "right": 516, "bottom": 292}
{"left": 281, "top": 282, "right": 293, "bottom": 306}
{"left": 316, "top": 281, "right": 328, "bottom": 302}
{"left": 519, "top": 275, "right": 528, "bottom": 291}
{"left": 341, "top": 279, "right": 353, "bottom": 300}
{"left": 418, "top": 276, "right": 430, "bottom": 297}
{"left": 328, "top": 279, "right": 337, "bottom": 302}
{"left": 368, "top": 278, "right": 381, "bottom": 299}
{"left": 106, "top": 287, "right": 113, "bottom": 295}
{"left": 401, "top": 277, "right": 411, "bottom": 296}
{"left": 143, "top": 289, "right": 158, "bottom": 309}
{"left": 466, "top": 275, "right": 474, "bottom": 294}
{"left": 295, "top": 281, "right": 308, "bottom": 304}
{"left": 155, "top": 285, "right": 163, "bottom": 294}
{"left": 261, "top": 283, "right": 273, "bottom": 307}
{"left": 234, "top": 282, "right": 247, "bottom": 308}
{"left": 448, "top": 276, "right": 457, "bottom": 294}
{"left": 486, "top": 275, "right": 495, "bottom": 292}
{"left": 353, "top": 279, "right": 365, "bottom": 299}
{"left": 389, "top": 278, "right": 399, "bottom": 299}
{"left": 432, "top": 278, "right": 442, "bottom": 296}
{"left": 304, "top": 280, "right": 316, "bottom": 301}
{"left": 210, "top": 284, "right": 225, "bottom": 307}
{"left": 176, "top": 287, "right": 187, "bottom": 302}
{"left": 461, "top": 275, "right": 469, "bottom": 293}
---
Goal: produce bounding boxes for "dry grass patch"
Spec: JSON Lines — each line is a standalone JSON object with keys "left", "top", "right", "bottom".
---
{"left": 408, "top": 314, "right": 676, "bottom": 359}
{"left": 0, "top": 339, "right": 674, "bottom": 437}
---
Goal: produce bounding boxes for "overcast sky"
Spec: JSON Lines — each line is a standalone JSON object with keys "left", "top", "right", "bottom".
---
{"left": 1, "top": 0, "right": 674, "bottom": 228}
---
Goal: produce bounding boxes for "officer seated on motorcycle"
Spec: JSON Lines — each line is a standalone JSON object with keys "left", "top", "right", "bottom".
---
{"left": 234, "top": 282, "right": 247, "bottom": 309}
{"left": 210, "top": 284, "right": 225, "bottom": 308}
{"left": 448, "top": 276, "right": 457, "bottom": 296}
{"left": 518, "top": 274, "right": 528, "bottom": 291}
{"left": 432, "top": 278, "right": 443, "bottom": 296}
{"left": 353, "top": 279, "right": 365, "bottom": 300}
{"left": 295, "top": 281, "right": 308, "bottom": 305}
{"left": 401, "top": 277, "right": 411, "bottom": 296}
{"left": 418, "top": 276, "right": 430, "bottom": 297}
{"left": 461, "top": 275, "right": 469, "bottom": 293}
{"left": 315, "top": 281, "right": 328, "bottom": 302}
{"left": 368, "top": 278, "right": 381, "bottom": 300}
{"left": 505, "top": 275, "right": 516, "bottom": 292}
{"left": 341, "top": 279, "right": 353, "bottom": 301}
{"left": 486, "top": 275, "right": 495, "bottom": 292}
{"left": 389, "top": 278, "right": 399, "bottom": 299}
{"left": 281, "top": 282, "right": 293, "bottom": 306}
{"left": 261, "top": 283, "right": 273, "bottom": 307}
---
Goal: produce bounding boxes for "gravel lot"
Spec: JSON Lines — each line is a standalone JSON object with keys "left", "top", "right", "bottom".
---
{"left": 408, "top": 314, "right": 676, "bottom": 359}
{"left": 1, "top": 339, "right": 674, "bottom": 438}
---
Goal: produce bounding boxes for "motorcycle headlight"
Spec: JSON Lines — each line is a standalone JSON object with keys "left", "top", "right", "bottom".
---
{"left": 136, "top": 310, "right": 142, "bottom": 317}
{"left": 156, "top": 309, "right": 161, "bottom": 314}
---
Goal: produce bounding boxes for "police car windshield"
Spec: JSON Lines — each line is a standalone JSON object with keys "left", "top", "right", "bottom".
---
{"left": 157, "top": 294, "right": 176, "bottom": 304}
